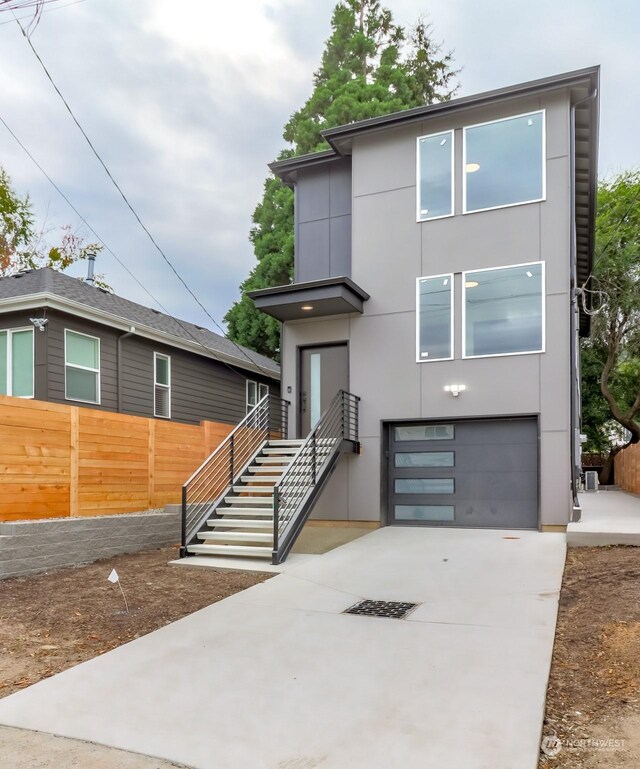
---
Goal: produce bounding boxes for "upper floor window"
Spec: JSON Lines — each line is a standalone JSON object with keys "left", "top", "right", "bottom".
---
{"left": 463, "top": 111, "right": 545, "bottom": 214}
{"left": 65, "top": 329, "right": 100, "bottom": 403}
{"left": 416, "top": 274, "right": 453, "bottom": 362}
{"left": 246, "top": 380, "right": 269, "bottom": 413}
{"left": 154, "top": 353, "right": 171, "bottom": 418}
{"left": 0, "top": 327, "right": 34, "bottom": 398}
{"left": 416, "top": 130, "right": 454, "bottom": 221}
{"left": 463, "top": 262, "right": 544, "bottom": 358}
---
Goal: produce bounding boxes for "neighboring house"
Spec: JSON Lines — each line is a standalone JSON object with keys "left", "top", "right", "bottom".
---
{"left": 244, "top": 66, "right": 599, "bottom": 541}
{"left": 0, "top": 267, "right": 279, "bottom": 423}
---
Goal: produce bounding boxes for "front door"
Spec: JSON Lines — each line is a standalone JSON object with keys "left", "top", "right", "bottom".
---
{"left": 299, "top": 344, "right": 349, "bottom": 437}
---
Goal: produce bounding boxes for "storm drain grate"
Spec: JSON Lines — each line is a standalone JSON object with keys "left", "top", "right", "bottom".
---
{"left": 343, "top": 599, "right": 419, "bottom": 620}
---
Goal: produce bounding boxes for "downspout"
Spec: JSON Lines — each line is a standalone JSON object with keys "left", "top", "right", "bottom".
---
{"left": 569, "top": 88, "right": 597, "bottom": 518}
{"left": 117, "top": 326, "right": 136, "bottom": 413}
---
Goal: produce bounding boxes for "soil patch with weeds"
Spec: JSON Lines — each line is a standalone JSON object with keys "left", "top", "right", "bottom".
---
{"left": 0, "top": 547, "right": 269, "bottom": 698}
{"left": 541, "top": 546, "right": 640, "bottom": 768}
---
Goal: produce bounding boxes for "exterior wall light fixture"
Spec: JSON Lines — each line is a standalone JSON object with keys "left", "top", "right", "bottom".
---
{"left": 444, "top": 384, "right": 466, "bottom": 397}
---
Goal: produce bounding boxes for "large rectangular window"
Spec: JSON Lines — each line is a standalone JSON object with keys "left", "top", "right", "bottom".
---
{"left": 246, "top": 380, "right": 269, "bottom": 413}
{"left": 416, "top": 130, "right": 454, "bottom": 221}
{"left": 463, "top": 262, "right": 544, "bottom": 358}
{"left": 416, "top": 274, "right": 453, "bottom": 362}
{"left": 463, "top": 111, "right": 545, "bottom": 214}
{"left": 154, "top": 353, "right": 171, "bottom": 418}
{"left": 0, "top": 328, "right": 34, "bottom": 398}
{"left": 65, "top": 330, "right": 100, "bottom": 403}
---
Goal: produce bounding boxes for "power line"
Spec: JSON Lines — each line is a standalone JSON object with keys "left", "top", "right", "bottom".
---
{"left": 0, "top": 112, "right": 274, "bottom": 384}
{"left": 12, "top": 12, "right": 273, "bottom": 379}
{"left": 0, "top": 0, "right": 86, "bottom": 26}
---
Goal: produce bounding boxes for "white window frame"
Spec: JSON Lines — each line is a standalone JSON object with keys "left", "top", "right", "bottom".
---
{"left": 246, "top": 379, "right": 269, "bottom": 413}
{"left": 415, "top": 273, "right": 454, "bottom": 363}
{"left": 153, "top": 352, "right": 171, "bottom": 419}
{"left": 416, "top": 129, "right": 455, "bottom": 222}
{"left": 462, "top": 260, "right": 546, "bottom": 360}
{"left": 462, "top": 110, "right": 546, "bottom": 215}
{"left": 64, "top": 329, "right": 101, "bottom": 404}
{"left": 0, "top": 326, "right": 35, "bottom": 398}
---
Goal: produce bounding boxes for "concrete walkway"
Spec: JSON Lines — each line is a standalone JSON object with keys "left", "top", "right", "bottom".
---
{"left": 0, "top": 527, "right": 566, "bottom": 769}
{"left": 569, "top": 489, "right": 640, "bottom": 545}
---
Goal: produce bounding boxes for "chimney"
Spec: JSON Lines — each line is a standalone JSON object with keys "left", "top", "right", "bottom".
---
{"left": 86, "top": 253, "right": 96, "bottom": 285}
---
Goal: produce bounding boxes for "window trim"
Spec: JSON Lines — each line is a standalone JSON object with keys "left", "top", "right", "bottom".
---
{"left": 0, "top": 326, "right": 35, "bottom": 399}
{"left": 153, "top": 352, "right": 171, "bottom": 419}
{"left": 462, "top": 109, "right": 546, "bottom": 215}
{"left": 64, "top": 329, "right": 101, "bottom": 404}
{"left": 246, "top": 379, "right": 269, "bottom": 413}
{"left": 461, "top": 260, "right": 546, "bottom": 360}
{"left": 415, "top": 129, "right": 455, "bottom": 222}
{"left": 415, "top": 273, "right": 454, "bottom": 363}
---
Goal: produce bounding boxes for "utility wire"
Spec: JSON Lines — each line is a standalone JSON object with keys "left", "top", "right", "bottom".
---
{"left": 0, "top": 113, "right": 274, "bottom": 383}
{"left": 12, "top": 13, "right": 273, "bottom": 379}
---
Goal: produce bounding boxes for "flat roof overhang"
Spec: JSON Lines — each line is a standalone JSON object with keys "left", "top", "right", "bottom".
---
{"left": 248, "top": 277, "right": 369, "bottom": 322}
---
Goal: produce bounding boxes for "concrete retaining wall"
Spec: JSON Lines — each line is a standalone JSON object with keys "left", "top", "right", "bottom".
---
{"left": 0, "top": 510, "right": 181, "bottom": 580}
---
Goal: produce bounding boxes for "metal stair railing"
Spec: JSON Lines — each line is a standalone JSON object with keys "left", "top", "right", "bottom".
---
{"left": 180, "top": 394, "right": 289, "bottom": 556}
{"left": 272, "top": 390, "right": 360, "bottom": 564}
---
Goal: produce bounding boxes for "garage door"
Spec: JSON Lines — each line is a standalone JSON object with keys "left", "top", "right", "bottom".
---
{"left": 388, "top": 418, "right": 538, "bottom": 529}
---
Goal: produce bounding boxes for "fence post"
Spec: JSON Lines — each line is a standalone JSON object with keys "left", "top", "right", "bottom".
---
{"left": 148, "top": 419, "right": 155, "bottom": 510}
{"left": 69, "top": 407, "right": 79, "bottom": 517}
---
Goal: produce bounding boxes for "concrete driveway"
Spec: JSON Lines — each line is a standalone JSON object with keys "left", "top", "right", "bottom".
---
{"left": 0, "top": 527, "right": 565, "bottom": 769}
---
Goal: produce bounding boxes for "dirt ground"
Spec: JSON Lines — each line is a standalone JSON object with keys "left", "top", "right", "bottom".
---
{"left": 0, "top": 546, "right": 269, "bottom": 699}
{"left": 540, "top": 547, "right": 640, "bottom": 768}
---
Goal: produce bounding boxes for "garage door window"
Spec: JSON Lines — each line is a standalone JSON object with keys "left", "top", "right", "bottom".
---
{"left": 395, "top": 505, "right": 455, "bottom": 522}
{"left": 463, "top": 262, "right": 544, "bottom": 358}
{"left": 394, "top": 451, "right": 454, "bottom": 468}
{"left": 395, "top": 424, "right": 454, "bottom": 441}
{"left": 395, "top": 478, "right": 454, "bottom": 494}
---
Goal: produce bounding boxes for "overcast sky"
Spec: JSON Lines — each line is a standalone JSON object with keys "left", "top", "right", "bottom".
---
{"left": 0, "top": 0, "right": 638, "bottom": 330}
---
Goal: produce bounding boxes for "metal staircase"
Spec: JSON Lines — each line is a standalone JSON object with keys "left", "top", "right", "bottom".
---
{"left": 180, "top": 391, "right": 360, "bottom": 565}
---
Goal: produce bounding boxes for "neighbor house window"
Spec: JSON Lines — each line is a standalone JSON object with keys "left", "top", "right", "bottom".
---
{"left": 154, "top": 353, "right": 171, "bottom": 418}
{"left": 65, "top": 329, "right": 100, "bottom": 403}
{"left": 463, "top": 262, "right": 544, "bottom": 358}
{"left": 246, "top": 380, "right": 269, "bottom": 413}
{"left": 0, "top": 328, "right": 34, "bottom": 398}
{"left": 416, "top": 274, "right": 453, "bottom": 362}
{"left": 416, "top": 130, "right": 454, "bottom": 221}
{"left": 463, "top": 111, "right": 545, "bottom": 213}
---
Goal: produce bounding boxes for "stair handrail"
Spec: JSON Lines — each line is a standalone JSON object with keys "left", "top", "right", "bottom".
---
{"left": 180, "top": 393, "right": 289, "bottom": 556}
{"left": 272, "top": 390, "right": 359, "bottom": 564}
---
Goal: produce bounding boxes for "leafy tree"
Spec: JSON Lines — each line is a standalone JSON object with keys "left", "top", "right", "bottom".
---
{"left": 581, "top": 171, "right": 640, "bottom": 482}
{"left": 0, "top": 166, "right": 106, "bottom": 284}
{"left": 225, "top": 2, "right": 459, "bottom": 358}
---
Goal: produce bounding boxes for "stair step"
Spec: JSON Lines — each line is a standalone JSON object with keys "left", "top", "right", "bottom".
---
{"left": 187, "top": 544, "right": 272, "bottom": 559}
{"left": 267, "top": 440, "right": 304, "bottom": 447}
{"left": 198, "top": 530, "right": 273, "bottom": 543}
{"left": 224, "top": 496, "right": 273, "bottom": 506}
{"left": 263, "top": 448, "right": 300, "bottom": 455}
{"left": 231, "top": 485, "right": 274, "bottom": 494}
{"left": 254, "top": 457, "right": 293, "bottom": 464}
{"left": 217, "top": 507, "right": 274, "bottom": 517}
{"left": 207, "top": 518, "right": 272, "bottom": 528}
{"left": 248, "top": 465, "right": 287, "bottom": 473}
{"left": 241, "top": 475, "right": 281, "bottom": 483}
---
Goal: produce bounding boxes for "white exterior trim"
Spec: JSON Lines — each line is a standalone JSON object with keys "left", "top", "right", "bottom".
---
{"left": 415, "top": 273, "right": 455, "bottom": 363}
{"left": 0, "top": 293, "right": 279, "bottom": 380}
{"left": 0, "top": 326, "right": 34, "bottom": 398}
{"left": 64, "top": 328, "right": 101, "bottom": 404}
{"left": 462, "top": 109, "right": 546, "bottom": 215}
{"left": 416, "top": 129, "right": 455, "bottom": 222}
{"left": 153, "top": 351, "right": 171, "bottom": 419}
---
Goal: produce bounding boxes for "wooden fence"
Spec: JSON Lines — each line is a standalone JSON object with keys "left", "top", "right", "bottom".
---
{"left": 0, "top": 395, "right": 233, "bottom": 522}
{"left": 615, "top": 442, "right": 640, "bottom": 495}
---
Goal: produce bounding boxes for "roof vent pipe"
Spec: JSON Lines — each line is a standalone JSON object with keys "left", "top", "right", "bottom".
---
{"left": 86, "top": 253, "right": 96, "bottom": 285}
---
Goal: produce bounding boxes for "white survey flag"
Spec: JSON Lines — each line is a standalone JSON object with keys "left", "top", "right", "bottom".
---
{"left": 108, "top": 568, "right": 119, "bottom": 584}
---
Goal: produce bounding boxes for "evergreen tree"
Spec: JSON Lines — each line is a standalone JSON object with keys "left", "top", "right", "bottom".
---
{"left": 225, "top": 2, "right": 458, "bottom": 359}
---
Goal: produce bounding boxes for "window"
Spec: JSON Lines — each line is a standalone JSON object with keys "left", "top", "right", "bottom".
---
{"left": 0, "top": 328, "right": 34, "bottom": 398}
{"left": 463, "top": 262, "right": 544, "bottom": 358}
{"left": 416, "top": 274, "right": 453, "bottom": 362}
{"left": 395, "top": 478, "right": 455, "bottom": 494}
{"left": 463, "top": 111, "right": 545, "bottom": 213}
{"left": 416, "top": 130, "right": 454, "bottom": 221}
{"left": 394, "top": 452, "right": 454, "bottom": 468}
{"left": 65, "top": 330, "right": 100, "bottom": 403}
{"left": 395, "top": 505, "right": 455, "bottom": 522}
{"left": 394, "top": 425, "right": 454, "bottom": 441}
{"left": 246, "top": 380, "right": 269, "bottom": 413}
{"left": 154, "top": 353, "right": 171, "bottom": 418}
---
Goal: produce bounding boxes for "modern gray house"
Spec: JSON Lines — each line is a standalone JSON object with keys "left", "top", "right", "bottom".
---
{"left": 0, "top": 267, "right": 279, "bottom": 424}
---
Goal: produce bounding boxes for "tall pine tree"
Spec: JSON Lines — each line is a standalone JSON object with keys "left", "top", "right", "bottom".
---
{"left": 225, "top": 2, "right": 458, "bottom": 359}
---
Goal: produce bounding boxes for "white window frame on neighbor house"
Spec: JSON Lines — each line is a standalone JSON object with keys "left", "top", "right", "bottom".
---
{"left": 64, "top": 329, "right": 101, "bottom": 404}
{"left": 153, "top": 352, "right": 171, "bottom": 419}
{"left": 461, "top": 260, "right": 546, "bottom": 360}
{"left": 416, "top": 129, "right": 455, "bottom": 222}
{"left": 246, "top": 380, "right": 269, "bottom": 413}
{"left": 462, "top": 110, "right": 546, "bottom": 215}
{"left": 415, "top": 273, "right": 455, "bottom": 363}
{"left": 0, "top": 326, "right": 35, "bottom": 398}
